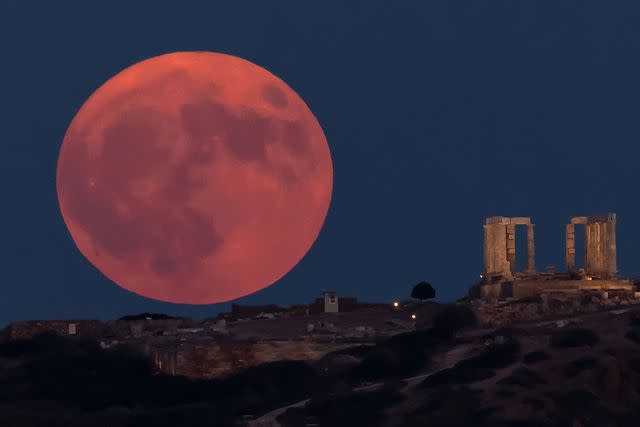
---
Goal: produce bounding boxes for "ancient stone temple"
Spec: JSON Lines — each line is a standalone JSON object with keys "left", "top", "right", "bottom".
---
{"left": 472, "top": 213, "right": 634, "bottom": 300}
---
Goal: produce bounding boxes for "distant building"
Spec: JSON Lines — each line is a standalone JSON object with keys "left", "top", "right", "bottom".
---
{"left": 308, "top": 291, "right": 358, "bottom": 314}
{"left": 324, "top": 291, "right": 339, "bottom": 312}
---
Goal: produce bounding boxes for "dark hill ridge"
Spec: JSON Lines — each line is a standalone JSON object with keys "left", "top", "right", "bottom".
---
{"left": 0, "top": 305, "right": 467, "bottom": 427}
{"left": 118, "top": 313, "right": 183, "bottom": 321}
{"left": 3, "top": 306, "right": 640, "bottom": 426}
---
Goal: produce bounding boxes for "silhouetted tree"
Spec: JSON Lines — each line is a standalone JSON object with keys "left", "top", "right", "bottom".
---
{"left": 411, "top": 281, "right": 436, "bottom": 303}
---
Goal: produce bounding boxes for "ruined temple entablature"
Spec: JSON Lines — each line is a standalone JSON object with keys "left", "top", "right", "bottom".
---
{"left": 476, "top": 212, "right": 630, "bottom": 301}
{"left": 483, "top": 213, "right": 618, "bottom": 282}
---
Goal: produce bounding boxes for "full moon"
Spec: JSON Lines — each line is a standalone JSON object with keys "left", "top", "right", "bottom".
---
{"left": 56, "top": 52, "right": 333, "bottom": 304}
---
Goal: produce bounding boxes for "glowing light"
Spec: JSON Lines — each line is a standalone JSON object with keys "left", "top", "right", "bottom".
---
{"left": 393, "top": 301, "right": 399, "bottom": 307}
{"left": 411, "top": 314, "right": 416, "bottom": 320}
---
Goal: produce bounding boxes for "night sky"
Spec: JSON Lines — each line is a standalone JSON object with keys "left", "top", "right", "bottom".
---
{"left": 3, "top": 1, "right": 640, "bottom": 326}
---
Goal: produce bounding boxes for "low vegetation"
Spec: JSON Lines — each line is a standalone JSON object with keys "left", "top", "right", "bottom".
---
{"left": 404, "top": 386, "right": 490, "bottom": 427}
{"left": 496, "top": 368, "right": 546, "bottom": 387}
{"left": 522, "top": 350, "right": 550, "bottom": 365}
{"left": 549, "top": 327, "right": 599, "bottom": 348}
{"left": 279, "top": 383, "right": 405, "bottom": 427}
{"left": 562, "top": 357, "right": 600, "bottom": 378}
{"left": 0, "top": 332, "right": 327, "bottom": 426}
{"left": 625, "top": 329, "right": 640, "bottom": 344}
{"left": 422, "top": 334, "right": 521, "bottom": 388}
{"left": 432, "top": 304, "right": 477, "bottom": 336}
{"left": 345, "top": 327, "right": 454, "bottom": 382}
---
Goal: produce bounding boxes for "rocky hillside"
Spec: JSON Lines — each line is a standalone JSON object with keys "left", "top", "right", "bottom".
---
{"left": 276, "top": 307, "right": 640, "bottom": 427}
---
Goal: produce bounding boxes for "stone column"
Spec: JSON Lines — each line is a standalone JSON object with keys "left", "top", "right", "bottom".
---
{"left": 592, "top": 222, "right": 605, "bottom": 278}
{"left": 526, "top": 224, "right": 536, "bottom": 273}
{"left": 566, "top": 224, "right": 575, "bottom": 271}
{"left": 584, "top": 223, "right": 591, "bottom": 274}
{"left": 483, "top": 222, "right": 510, "bottom": 278}
{"left": 604, "top": 217, "right": 617, "bottom": 279}
{"left": 483, "top": 225, "right": 490, "bottom": 275}
{"left": 584, "top": 223, "right": 596, "bottom": 276}
{"left": 596, "top": 222, "right": 603, "bottom": 276}
{"left": 506, "top": 223, "right": 516, "bottom": 274}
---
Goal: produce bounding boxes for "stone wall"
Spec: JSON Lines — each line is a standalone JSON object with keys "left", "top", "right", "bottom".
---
{"left": 473, "top": 277, "right": 634, "bottom": 300}
{"left": 143, "top": 337, "right": 354, "bottom": 379}
{"left": 471, "top": 290, "right": 640, "bottom": 327}
{"left": 511, "top": 279, "right": 633, "bottom": 298}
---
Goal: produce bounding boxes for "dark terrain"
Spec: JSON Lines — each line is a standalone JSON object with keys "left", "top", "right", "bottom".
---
{"left": 3, "top": 305, "right": 640, "bottom": 426}
{"left": 277, "top": 307, "right": 640, "bottom": 427}
{"left": 0, "top": 305, "right": 460, "bottom": 427}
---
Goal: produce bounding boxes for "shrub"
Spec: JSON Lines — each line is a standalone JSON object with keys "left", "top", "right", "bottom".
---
{"left": 628, "top": 357, "right": 640, "bottom": 374}
{"left": 625, "top": 329, "right": 640, "bottom": 344}
{"left": 496, "top": 368, "right": 546, "bottom": 387}
{"left": 221, "top": 360, "right": 325, "bottom": 413}
{"left": 522, "top": 398, "right": 545, "bottom": 410}
{"left": 385, "top": 328, "right": 449, "bottom": 351}
{"left": 550, "top": 328, "right": 599, "bottom": 348}
{"left": 421, "top": 365, "right": 496, "bottom": 388}
{"left": 482, "top": 327, "right": 529, "bottom": 340}
{"left": 304, "top": 387, "right": 404, "bottom": 427}
{"left": 421, "top": 336, "right": 521, "bottom": 388}
{"left": 421, "top": 336, "right": 522, "bottom": 389}
{"left": 277, "top": 406, "right": 308, "bottom": 427}
{"left": 563, "top": 357, "right": 600, "bottom": 378}
{"left": 331, "top": 345, "right": 374, "bottom": 358}
{"left": 466, "top": 335, "right": 521, "bottom": 370}
{"left": 406, "top": 386, "right": 489, "bottom": 427}
{"left": 349, "top": 347, "right": 401, "bottom": 382}
{"left": 433, "top": 305, "right": 477, "bottom": 336}
{"left": 348, "top": 328, "right": 449, "bottom": 382}
{"left": 522, "top": 351, "right": 550, "bottom": 365}
{"left": 495, "top": 388, "right": 515, "bottom": 398}
{"left": 421, "top": 335, "right": 521, "bottom": 390}
{"left": 545, "top": 388, "right": 597, "bottom": 408}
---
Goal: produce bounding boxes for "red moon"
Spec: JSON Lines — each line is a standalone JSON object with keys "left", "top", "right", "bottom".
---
{"left": 56, "top": 52, "right": 333, "bottom": 304}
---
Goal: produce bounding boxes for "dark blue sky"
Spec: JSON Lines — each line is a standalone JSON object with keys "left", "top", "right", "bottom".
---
{"left": 3, "top": 1, "right": 640, "bottom": 326}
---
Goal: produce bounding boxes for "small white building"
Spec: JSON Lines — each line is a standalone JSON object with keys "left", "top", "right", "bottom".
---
{"left": 324, "top": 291, "right": 339, "bottom": 313}
{"left": 310, "top": 291, "right": 357, "bottom": 314}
